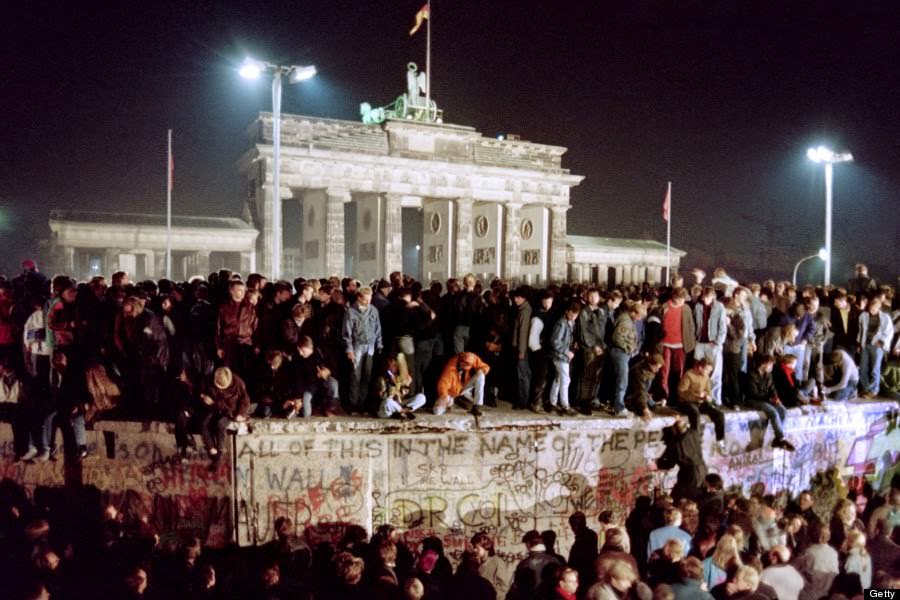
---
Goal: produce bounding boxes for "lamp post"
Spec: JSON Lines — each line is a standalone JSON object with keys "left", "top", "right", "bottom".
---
{"left": 806, "top": 145, "right": 853, "bottom": 286}
{"left": 792, "top": 248, "right": 828, "bottom": 287}
{"left": 240, "top": 58, "right": 317, "bottom": 280}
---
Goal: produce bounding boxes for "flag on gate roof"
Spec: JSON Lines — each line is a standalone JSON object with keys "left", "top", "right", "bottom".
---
{"left": 409, "top": 3, "right": 429, "bottom": 35}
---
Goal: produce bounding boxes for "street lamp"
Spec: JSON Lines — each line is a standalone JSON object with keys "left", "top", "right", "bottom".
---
{"left": 240, "top": 57, "right": 317, "bottom": 280}
{"left": 807, "top": 145, "right": 853, "bottom": 286}
{"left": 792, "top": 248, "right": 829, "bottom": 287}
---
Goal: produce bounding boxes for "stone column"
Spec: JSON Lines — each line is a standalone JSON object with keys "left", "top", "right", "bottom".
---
{"left": 455, "top": 197, "right": 473, "bottom": 277}
{"left": 325, "top": 188, "right": 348, "bottom": 276}
{"left": 153, "top": 251, "right": 167, "bottom": 279}
{"left": 632, "top": 265, "right": 641, "bottom": 284}
{"left": 104, "top": 248, "right": 119, "bottom": 275}
{"left": 384, "top": 194, "right": 403, "bottom": 276}
{"left": 503, "top": 202, "right": 522, "bottom": 282}
{"left": 258, "top": 184, "right": 275, "bottom": 278}
{"left": 549, "top": 206, "right": 568, "bottom": 283}
{"left": 63, "top": 248, "right": 75, "bottom": 274}
{"left": 196, "top": 250, "right": 211, "bottom": 277}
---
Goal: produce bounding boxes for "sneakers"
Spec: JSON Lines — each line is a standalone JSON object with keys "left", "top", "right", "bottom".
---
{"left": 716, "top": 440, "right": 727, "bottom": 455}
{"left": 613, "top": 409, "right": 633, "bottom": 418}
{"left": 77, "top": 445, "right": 88, "bottom": 460}
{"left": 33, "top": 449, "right": 51, "bottom": 463}
{"left": 18, "top": 448, "right": 38, "bottom": 462}
{"left": 557, "top": 406, "right": 578, "bottom": 417}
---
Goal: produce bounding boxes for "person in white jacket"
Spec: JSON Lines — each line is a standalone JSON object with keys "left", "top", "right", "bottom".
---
{"left": 22, "top": 302, "right": 52, "bottom": 379}
{"left": 858, "top": 298, "right": 894, "bottom": 398}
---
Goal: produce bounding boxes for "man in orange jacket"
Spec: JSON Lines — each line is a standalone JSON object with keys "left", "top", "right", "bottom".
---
{"left": 435, "top": 351, "right": 490, "bottom": 416}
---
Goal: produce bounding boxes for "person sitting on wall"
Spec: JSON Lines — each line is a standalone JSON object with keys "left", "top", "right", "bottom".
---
{"left": 375, "top": 353, "right": 426, "bottom": 420}
{"left": 199, "top": 366, "right": 250, "bottom": 466}
{"left": 743, "top": 354, "right": 797, "bottom": 452}
{"left": 772, "top": 354, "right": 819, "bottom": 408}
{"left": 434, "top": 351, "right": 490, "bottom": 416}
{"left": 676, "top": 358, "right": 727, "bottom": 455}
{"left": 285, "top": 335, "right": 340, "bottom": 418}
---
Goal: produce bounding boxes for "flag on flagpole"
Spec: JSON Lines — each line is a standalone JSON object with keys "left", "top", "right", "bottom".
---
{"left": 662, "top": 181, "right": 671, "bottom": 222}
{"left": 409, "top": 3, "right": 429, "bottom": 35}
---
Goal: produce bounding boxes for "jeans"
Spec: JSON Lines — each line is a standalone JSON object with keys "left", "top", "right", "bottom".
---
{"left": 71, "top": 413, "right": 86, "bottom": 447}
{"left": 529, "top": 349, "right": 551, "bottom": 407}
{"left": 579, "top": 347, "right": 604, "bottom": 404}
{"left": 809, "top": 341, "right": 825, "bottom": 387}
{"left": 452, "top": 325, "right": 470, "bottom": 354}
{"left": 678, "top": 401, "right": 725, "bottom": 441}
{"left": 379, "top": 392, "right": 427, "bottom": 418}
{"left": 859, "top": 344, "right": 884, "bottom": 394}
{"left": 748, "top": 400, "right": 786, "bottom": 441}
{"left": 348, "top": 347, "right": 375, "bottom": 410}
{"left": 783, "top": 342, "right": 807, "bottom": 382}
{"left": 661, "top": 346, "right": 687, "bottom": 401}
{"left": 829, "top": 378, "right": 859, "bottom": 402}
{"left": 515, "top": 358, "right": 531, "bottom": 408}
{"left": 39, "top": 410, "right": 57, "bottom": 452}
{"left": 413, "top": 338, "right": 435, "bottom": 394}
{"left": 302, "top": 377, "right": 340, "bottom": 417}
{"left": 609, "top": 348, "right": 630, "bottom": 413}
{"left": 723, "top": 351, "right": 744, "bottom": 407}
{"left": 434, "top": 371, "right": 486, "bottom": 415}
{"left": 201, "top": 411, "right": 232, "bottom": 452}
{"left": 694, "top": 343, "right": 724, "bottom": 405}
{"left": 549, "top": 360, "right": 572, "bottom": 409}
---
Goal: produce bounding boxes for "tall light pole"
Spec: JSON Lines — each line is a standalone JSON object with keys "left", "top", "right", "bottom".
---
{"left": 807, "top": 145, "right": 853, "bottom": 286}
{"left": 240, "top": 58, "right": 317, "bottom": 280}
{"left": 792, "top": 248, "right": 828, "bottom": 287}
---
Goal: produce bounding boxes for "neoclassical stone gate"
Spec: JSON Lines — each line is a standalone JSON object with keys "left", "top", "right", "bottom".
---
{"left": 238, "top": 115, "right": 584, "bottom": 284}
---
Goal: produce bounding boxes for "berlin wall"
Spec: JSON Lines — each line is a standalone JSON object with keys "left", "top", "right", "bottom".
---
{"left": 0, "top": 400, "right": 896, "bottom": 566}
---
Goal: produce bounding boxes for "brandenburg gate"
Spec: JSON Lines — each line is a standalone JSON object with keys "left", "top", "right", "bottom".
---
{"left": 237, "top": 67, "right": 584, "bottom": 284}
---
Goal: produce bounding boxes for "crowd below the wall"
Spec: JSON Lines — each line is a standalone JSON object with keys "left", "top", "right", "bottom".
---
{"left": 1, "top": 464, "right": 898, "bottom": 599}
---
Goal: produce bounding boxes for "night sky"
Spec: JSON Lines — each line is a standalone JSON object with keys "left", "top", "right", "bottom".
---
{"left": 3, "top": 0, "right": 898, "bottom": 282}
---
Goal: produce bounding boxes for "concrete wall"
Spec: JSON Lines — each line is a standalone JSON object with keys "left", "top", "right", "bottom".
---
{"left": 231, "top": 401, "right": 898, "bottom": 564}
{"left": 0, "top": 422, "right": 232, "bottom": 547}
{"left": 1, "top": 401, "right": 896, "bottom": 567}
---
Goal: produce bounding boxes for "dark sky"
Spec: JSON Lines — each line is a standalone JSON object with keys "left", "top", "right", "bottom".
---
{"left": 2, "top": 0, "right": 898, "bottom": 282}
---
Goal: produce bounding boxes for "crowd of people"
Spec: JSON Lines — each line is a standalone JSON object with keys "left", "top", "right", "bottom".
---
{"left": 0, "top": 261, "right": 898, "bottom": 466}
{"left": 1, "top": 460, "right": 898, "bottom": 599}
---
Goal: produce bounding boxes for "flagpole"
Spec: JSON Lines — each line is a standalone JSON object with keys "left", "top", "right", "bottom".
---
{"left": 166, "top": 129, "right": 172, "bottom": 280}
{"left": 665, "top": 181, "right": 672, "bottom": 285}
{"left": 425, "top": 0, "right": 431, "bottom": 121}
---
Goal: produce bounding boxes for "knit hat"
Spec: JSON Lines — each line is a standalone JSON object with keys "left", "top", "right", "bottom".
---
{"left": 22, "top": 259, "right": 37, "bottom": 271}
{"left": 213, "top": 367, "right": 233, "bottom": 390}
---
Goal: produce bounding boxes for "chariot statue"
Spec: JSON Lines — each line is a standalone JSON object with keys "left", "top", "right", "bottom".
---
{"left": 360, "top": 62, "right": 443, "bottom": 124}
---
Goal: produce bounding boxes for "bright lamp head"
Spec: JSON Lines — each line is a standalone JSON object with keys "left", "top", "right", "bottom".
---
{"left": 817, "top": 248, "right": 828, "bottom": 261}
{"left": 289, "top": 65, "right": 317, "bottom": 83}
{"left": 239, "top": 58, "right": 264, "bottom": 80}
{"left": 807, "top": 145, "right": 853, "bottom": 164}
